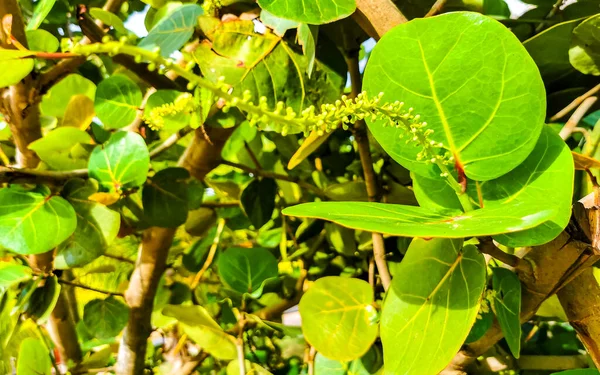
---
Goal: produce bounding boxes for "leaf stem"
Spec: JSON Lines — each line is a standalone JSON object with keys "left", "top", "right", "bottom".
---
{"left": 58, "top": 279, "right": 124, "bottom": 297}
{"left": 551, "top": 83, "right": 600, "bottom": 122}
{"left": 190, "top": 218, "right": 226, "bottom": 289}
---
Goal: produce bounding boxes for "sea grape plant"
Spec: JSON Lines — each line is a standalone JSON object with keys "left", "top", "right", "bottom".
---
{"left": 0, "top": 0, "right": 599, "bottom": 375}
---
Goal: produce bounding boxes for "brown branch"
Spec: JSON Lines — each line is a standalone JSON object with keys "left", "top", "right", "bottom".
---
{"left": 559, "top": 97, "right": 598, "bottom": 141}
{"left": 352, "top": 0, "right": 407, "bottom": 40}
{"left": 168, "top": 352, "right": 209, "bottom": 375}
{"left": 558, "top": 267, "right": 600, "bottom": 367}
{"left": 0, "top": 166, "right": 88, "bottom": 183}
{"left": 478, "top": 237, "right": 524, "bottom": 270}
{"left": 116, "top": 127, "right": 233, "bottom": 375}
{"left": 551, "top": 83, "right": 600, "bottom": 122}
{"left": 102, "top": 252, "right": 136, "bottom": 264}
{"left": 149, "top": 126, "right": 194, "bottom": 158}
{"left": 220, "top": 160, "right": 326, "bottom": 198}
{"left": 425, "top": 0, "right": 447, "bottom": 17}
{"left": 47, "top": 289, "right": 83, "bottom": 370}
{"left": 58, "top": 279, "right": 124, "bottom": 297}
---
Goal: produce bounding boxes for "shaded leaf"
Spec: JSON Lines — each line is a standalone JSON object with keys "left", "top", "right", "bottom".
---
{"left": 83, "top": 296, "right": 129, "bottom": 339}
{"left": 465, "top": 310, "right": 494, "bottom": 344}
{"left": 90, "top": 8, "right": 127, "bottom": 34}
{"left": 16, "top": 338, "right": 51, "bottom": 375}
{"left": 241, "top": 178, "right": 277, "bottom": 229}
{"left": 88, "top": 131, "right": 150, "bottom": 192}
{"left": 257, "top": 0, "right": 356, "bottom": 24}
{"left": 0, "top": 262, "right": 32, "bottom": 289}
{"left": 0, "top": 186, "right": 76, "bottom": 255}
{"left": 297, "top": 23, "right": 318, "bottom": 77}
{"left": 299, "top": 277, "right": 378, "bottom": 361}
{"left": 363, "top": 12, "right": 546, "bottom": 181}
{"left": 40, "top": 74, "right": 96, "bottom": 118}
{"left": 27, "top": 275, "right": 60, "bottom": 323}
{"left": 492, "top": 267, "right": 522, "bottom": 358}
{"left": 139, "top": 4, "right": 204, "bottom": 57}
{"left": 142, "top": 167, "right": 190, "bottom": 227}
{"left": 62, "top": 94, "right": 96, "bottom": 129}
{"left": 0, "top": 48, "right": 34, "bottom": 88}
{"left": 217, "top": 247, "right": 279, "bottom": 294}
{"left": 381, "top": 239, "right": 486, "bottom": 375}
{"left": 55, "top": 179, "right": 120, "bottom": 269}
{"left": 95, "top": 74, "right": 142, "bottom": 129}
{"left": 26, "top": 0, "right": 57, "bottom": 30}
{"left": 569, "top": 14, "right": 600, "bottom": 76}
{"left": 28, "top": 127, "right": 93, "bottom": 170}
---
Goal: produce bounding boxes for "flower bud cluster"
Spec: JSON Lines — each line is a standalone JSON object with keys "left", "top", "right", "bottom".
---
{"left": 143, "top": 93, "right": 195, "bottom": 130}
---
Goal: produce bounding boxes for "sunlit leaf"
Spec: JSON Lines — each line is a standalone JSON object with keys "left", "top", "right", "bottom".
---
{"left": 95, "top": 74, "right": 142, "bottom": 129}
{"left": 257, "top": 0, "right": 356, "bottom": 24}
{"left": 90, "top": 8, "right": 128, "bottom": 34}
{"left": 0, "top": 48, "right": 34, "bottom": 88}
{"left": 16, "top": 338, "right": 51, "bottom": 375}
{"left": 26, "top": 29, "right": 58, "bottom": 52}
{"left": 299, "top": 277, "right": 378, "bottom": 361}
{"left": 26, "top": 0, "right": 57, "bottom": 30}
{"left": 381, "top": 239, "right": 486, "bottom": 375}
{"left": 62, "top": 95, "right": 96, "bottom": 129}
{"left": 40, "top": 74, "right": 96, "bottom": 118}
{"left": 569, "top": 14, "right": 600, "bottom": 76}
{"left": 0, "top": 262, "right": 32, "bottom": 289}
{"left": 144, "top": 90, "right": 189, "bottom": 131}
{"left": 363, "top": 12, "right": 546, "bottom": 181}
{"left": 227, "top": 360, "right": 272, "bottom": 375}
{"left": 28, "top": 127, "right": 93, "bottom": 170}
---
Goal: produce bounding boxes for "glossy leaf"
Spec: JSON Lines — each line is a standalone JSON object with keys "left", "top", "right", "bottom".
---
{"left": 26, "top": 0, "right": 57, "bottom": 30}
{"left": 162, "top": 305, "right": 237, "bottom": 359}
{"left": 16, "top": 338, "right": 51, "bottom": 375}
{"left": 0, "top": 263, "right": 32, "bottom": 289}
{"left": 195, "top": 19, "right": 345, "bottom": 133}
{"left": 0, "top": 186, "right": 76, "bottom": 255}
{"left": 83, "top": 296, "right": 129, "bottom": 339}
{"left": 142, "top": 168, "right": 190, "bottom": 227}
{"left": 241, "top": 178, "right": 277, "bottom": 229}
{"left": 90, "top": 8, "right": 128, "bottom": 34}
{"left": 257, "top": 0, "right": 355, "bottom": 24}
{"left": 95, "top": 74, "right": 142, "bottom": 129}
{"left": 26, "top": 29, "right": 58, "bottom": 52}
{"left": 28, "top": 127, "right": 93, "bottom": 170}
{"left": 260, "top": 10, "right": 300, "bottom": 36}
{"left": 0, "top": 49, "right": 34, "bottom": 88}
{"left": 88, "top": 131, "right": 150, "bottom": 192}
{"left": 40, "top": 74, "right": 96, "bottom": 118}
{"left": 363, "top": 12, "right": 546, "bottom": 181}
{"left": 139, "top": 4, "right": 204, "bottom": 57}
{"left": 217, "top": 247, "right": 279, "bottom": 294}
{"left": 381, "top": 239, "right": 486, "bottom": 375}
{"left": 299, "top": 277, "right": 378, "bottom": 361}
{"left": 412, "top": 126, "right": 574, "bottom": 246}
{"left": 569, "top": 14, "right": 600, "bottom": 76}
{"left": 283, "top": 200, "right": 556, "bottom": 239}
{"left": 55, "top": 179, "right": 120, "bottom": 269}
{"left": 492, "top": 267, "right": 521, "bottom": 358}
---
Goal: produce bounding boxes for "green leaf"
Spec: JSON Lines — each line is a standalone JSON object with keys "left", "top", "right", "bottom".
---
{"left": 314, "top": 348, "right": 383, "bottom": 375}
{"left": 162, "top": 305, "right": 237, "bottom": 359}
{"left": 144, "top": 90, "right": 189, "bottom": 131}
{"left": 40, "top": 74, "right": 96, "bottom": 118}
{"left": 26, "top": 29, "right": 58, "bottom": 52}
{"left": 551, "top": 371, "right": 600, "bottom": 375}
{"left": 139, "top": 4, "right": 204, "bottom": 57}
{"left": 257, "top": 0, "right": 356, "bottom": 24}
{"left": 0, "top": 186, "right": 76, "bottom": 255}
{"left": 55, "top": 179, "right": 121, "bottom": 269}
{"left": 90, "top": 8, "right": 128, "bottom": 34}
{"left": 381, "top": 239, "right": 486, "bottom": 375}
{"left": 297, "top": 24, "right": 318, "bottom": 77}
{"left": 95, "top": 74, "right": 142, "bottom": 129}
{"left": 241, "top": 178, "right": 277, "bottom": 229}
{"left": 282, "top": 200, "right": 556, "bottom": 239}
{"left": 465, "top": 310, "right": 494, "bottom": 344}
{"left": 325, "top": 223, "right": 357, "bottom": 256}
{"left": 492, "top": 267, "right": 521, "bottom": 358}
{"left": 28, "top": 127, "right": 93, "bottom": 170}
{"left": 194, "top": 19, "right": 345, "bottom": 133}
{"left": 412, "top": 126, "right": 574, "bottom": 247}
{"left": 26, "top": 0, "right": 57, "bottom": 30}
{"left": 16, "top": 338, "right": 51, "bottom": 375}
{"left": 260, "top": 10, "right": 300, "bottom": 36}
{"left": 299, "top": 276, "right": 378, "bottom": 361}
{"left": 0, "top": 49, "right": 34, "bottom": 88}
{"left": 363, "top": 12, "right": 546, "bottom": 181}
{"left": 0, "top": 262, "right": 32, "bottom": 288}
{"left": 88, "top": 131, "right": 150, "bottom": 192}
{"left": 83, "top": 296, "right": 129, "bottom": 339}
{"left": 569, "top": 14, "right": 600, "bottom": 76}
{"left": 27, "top": 275, "right": 60, "bottom": 323}
{"left": 227, "top": 360, "right": 272, "bottom": 375}
{"left": 142, "top": 168, "right": 190, "bottom": 227}
{"left": 217, "top": 247, "right": 279, "bottom": 294}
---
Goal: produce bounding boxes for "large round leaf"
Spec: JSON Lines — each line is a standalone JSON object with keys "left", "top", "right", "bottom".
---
{"left": 95, "top": 74, "right": 142, "bottom": 129}
{"left": 363, "top": 12, "right": 546, "bottom": 181}
{"left": 381, "top": 239, "right": 486, "bottom": 375}
{"left": 217, "top": 247, "right": 278, "bottom": 294}
{"left": 299, "top": 277, "right": 378, "bottom": 361}
{"left": 0, "top": 186, "right": 76, "bottom": 255}
{"left": 28, "top": 127, "right": 93, "bottom": 170}
{"left": 83, "top": 296, "right": 129, "bottom": 339}
{"left": 55, "top": 179, "right": 120, "bottom": 269}
{"left": 88, "top": 131, "right": 150, "bottom": 192}
{"left": 40, "top": 74, "right": 96, "bottom": 118}
{"left": 0, "top": 49, "right": 34, "bottom": 88}
{"left": 142, "top": 168, "right": 190, "bottom": 228}
{"left": 257, "top": 0, "right": 356, "bottom": 24}
{"left": 412, "top": 126, "right": 574, "bottom": 246}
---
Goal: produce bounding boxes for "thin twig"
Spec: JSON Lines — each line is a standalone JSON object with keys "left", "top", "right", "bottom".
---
{"left": 559, "top": 97, "right": 598, "bottom": 141}
{"left": 201, "top": 201, "right": 241, "bottom": 208}
{"left": 425, "top": 0, "right": 447, "bottom": 17}
{"left": 244, "top": 142, "right": 262, "bottom": 169}
{"left": 236, "top": 314, "right": 247, "bottom": 375}
{"left": 0, "top": 166, "right": 87, "bottom": 182}
{"left": 102, "top": 252, "right": 136, "bottom": 264}
{"left": 220, "top": 160, "right": 326, "bottom": 198}
{"left": 190, "top": 219, "right": 226, "bottom": 289}
{"left": 478, "top": 238, "right": 523, "bottom": 270}
{"left": 535, "top": 0, "right": 564, "bottom": 33}
{"left": 149, "top": 126, "right": 194, "bottom": 158}
{"left": 307, "top": 346, "right": 317, "bottom": 375}
{"left": 58, "top": 279, "right": 124, "bottom": 297}
{"left": 551, "top": 83, "right": 600, "bottom": 122}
